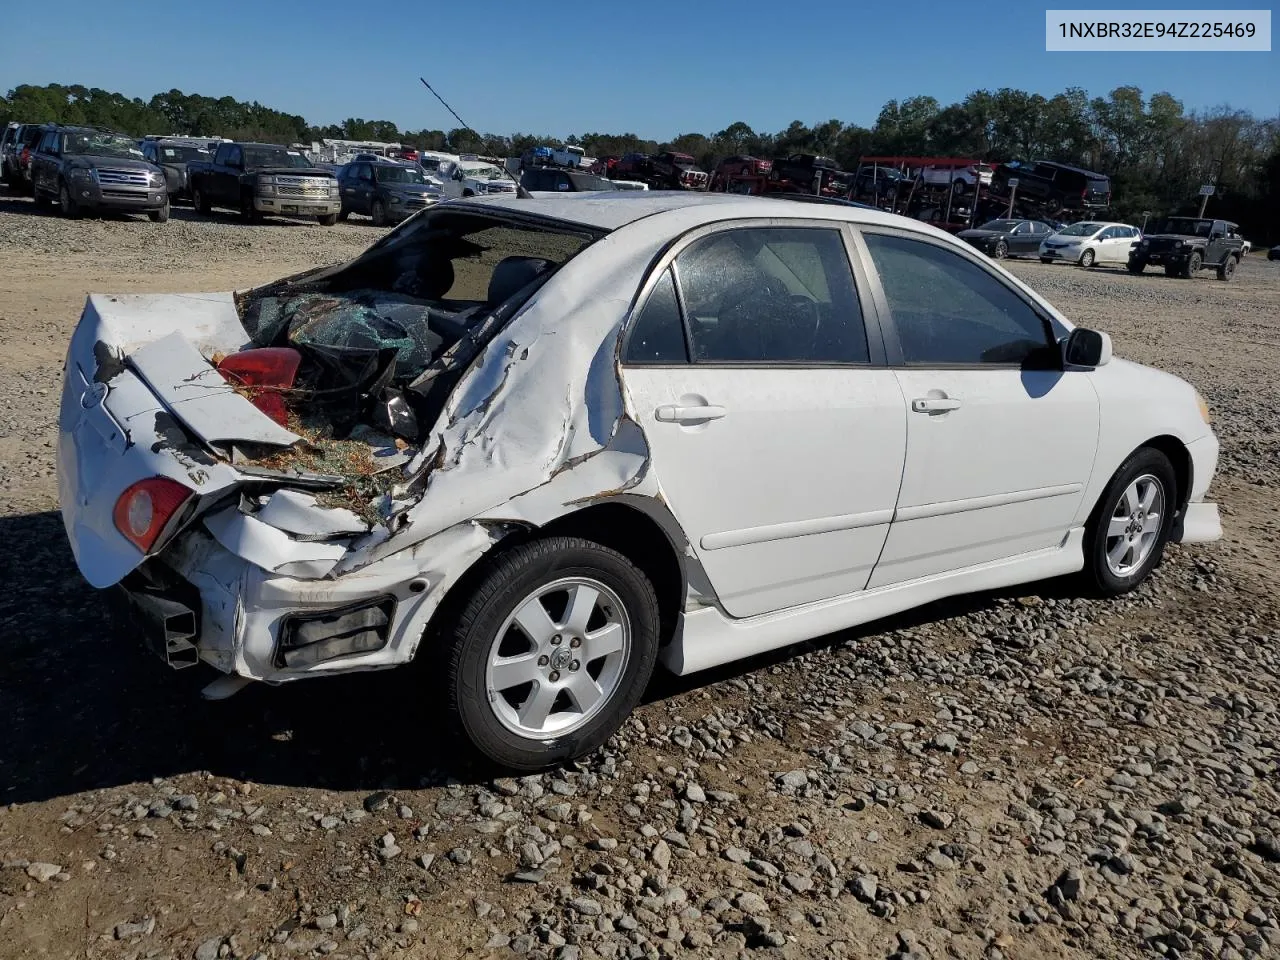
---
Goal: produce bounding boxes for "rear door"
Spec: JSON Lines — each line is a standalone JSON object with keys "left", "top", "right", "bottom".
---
{"left": 854, "top": 227, "right": 1099, "bottom": 587}
{"left": 214, "top": 144, "right": 242, "bottom": 204}
{"left": 621, "top": 221, "right": 908, "bottom": 618}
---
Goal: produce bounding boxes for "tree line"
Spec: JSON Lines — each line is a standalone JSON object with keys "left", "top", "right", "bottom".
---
{"left": 3, "top": 82, "right": 1278, "bottom": 241}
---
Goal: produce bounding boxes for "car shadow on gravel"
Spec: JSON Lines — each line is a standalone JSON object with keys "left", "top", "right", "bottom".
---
{"left": 1, "top": 509, "right": 1078, "bottom": 805}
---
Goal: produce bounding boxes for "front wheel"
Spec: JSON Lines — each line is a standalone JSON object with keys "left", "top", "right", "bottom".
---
{"left": 992, "top": 239, "right": 1008, "bottom": 260}
{"left": 317, "top": 213, "right": 338, "bottom": 227}
{"left": 1127, "top": 260, "right": 1145, "bottom": 274}
{"left": 59, "top": 182, "right": 80, "bottom": 219}
{"left": 192, "top": 185, "right": 211, "bottom": 215}
{"left": 370, "top": 199, "right": 387, "bottom": 227}
{"left": 240, "top": 193, "right": 261, "bottom": 223}
{"left": 1040, "top": 257, "right": 1053, "bottom": 264}
{"left": 443, "top": 537, "right": 660, "bottom": 771}
{"left": 1082, "top": 447, "right": 1177, "bottom": 596}
{"left": 1184, "top": 251, "right": 1202, "bottom": 277}
{"left": 148, "top": 200, "right": 170, "bottom": 223}
{"left": 1079, "top": 248, "right": 1095, "bottom": 268}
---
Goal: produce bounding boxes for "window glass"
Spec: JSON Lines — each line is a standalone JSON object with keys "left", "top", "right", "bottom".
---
{"left": 863, "top": 233, "right": 1052, "bottom": 366}
{"left": 675, "top": 227, "right": 869, "bottom": 364}
{"left": 1032, "top": 222, "right": 1051, "bottom": 233}
{"left": 624, "top": 268, "right": 687, "bottom": 364}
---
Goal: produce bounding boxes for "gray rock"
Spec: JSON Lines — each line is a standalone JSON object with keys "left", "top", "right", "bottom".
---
{"left": 569, "top": 897, "right": 603, "bottom": 916}
{"left": 194, "top": 937, "right": 222, "bottom": 960}
{"left": 683, "top": 783, "right": 707, "bottom": 803}
{"left": 26, "top": 862, "right": 62, "bottom": 883}
{"left": 850, "top": 875, "right": 878, "bottom": 903}
{"left": 114, "top": 917, "right": 156, "bottom": 939}
{"left": 777, "top": 770, "right": 809, "bottom": 789}
{"left": 736, "top": 892, "right": 769, "bottom": 914}
{"left": 920, "top": 810, "right": 954, "bottom": 829}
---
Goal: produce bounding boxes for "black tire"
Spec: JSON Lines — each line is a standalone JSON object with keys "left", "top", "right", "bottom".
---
{"left": 1127, "top": 260, "right": 1145, "bottom": 274}
{"left": 336, "top": 209, "right": 349, "bottom": 222}
{"left": 992, "top": 239, "right": 1008, "bottom": 260}
{"left": 32, "top": 186, "right": 52, "bottom": 210}
{"left": 317, "top": 213, "right": 338, "bottom": 227}
{"left": 462, "top": 189, "right": 475, "bottom": 198}
{"left": 1079, "top": 248, "right": 1095, "bottom": 268}
{"left": 240, "top": 192, "right": 261, "bottom": 223}
{"left": 442, "top": 537, "right": 660, "bottom": 771}
{"left": 148, "top": 200, "right": 170, "bottom": 223}
{"left": 1184, "top": 251, "right": 1201, "bottom": 277}
{"left": 192, "top": 185, "right": 211, "bottom": 215}
{"left": 1081, "top": 447, "right": 1177, "bottom": 597}
{"left": 370, "top": 199, "right": 387, "bottom": 227}
{"left": 1216, "top": 256, "right": 1236, "bottom": 281}
{"left": 1164, "top": 265, "right": 1180, "bottom": 277}
{"left": 1039, "top": 257, "right": 1053, "bottom": 264}
{"left": 58, "top": 181, "right": 80, "bottom": 219}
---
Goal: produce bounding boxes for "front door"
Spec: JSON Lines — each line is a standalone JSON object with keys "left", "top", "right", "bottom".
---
{"left": 621, "top": 223, "right": 908, "bottom": 618}
{"left": 856, "top": 229, "right": 1100, "bottom": 587}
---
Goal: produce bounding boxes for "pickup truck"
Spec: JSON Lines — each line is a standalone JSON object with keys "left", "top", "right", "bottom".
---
{"left": 188, "top": 142, "right": 341, "bottom": 225}
{"left": 1127, "top": 217, "right": 1245, "bottom": 280}
{"left": 613, "top": 152, "right": 708, "bottom": 190}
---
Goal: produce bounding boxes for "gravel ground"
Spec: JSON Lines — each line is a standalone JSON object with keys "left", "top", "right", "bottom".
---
{"left": 1, "top": 191, "right": 1277, "bottom": 960}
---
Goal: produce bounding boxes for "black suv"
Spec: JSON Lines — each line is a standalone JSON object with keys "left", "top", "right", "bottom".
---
{"left": 140, "top": 138, "right": 212, "bottom": 202}
{"left": 1128, "top": 217, "right": 1246, "bottom": 280}
{"left": 519, "top": 167, "right": 614, "bottom": 192}
{"left": 30, "top": 126, "right": 169, "bottom": 220}
{"left": 337, "top": 159, "right": 442, "bottom": 225}
{"left": 993, "top": 161, "right": 1111, "bottom": 212}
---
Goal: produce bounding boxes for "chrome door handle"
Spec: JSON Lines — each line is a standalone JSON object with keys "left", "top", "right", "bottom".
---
{"left": 655, "top": 404, "right": 726, "bottom": 423}
{"left": 911, "top": 397, "right": 962, "bottom": 413}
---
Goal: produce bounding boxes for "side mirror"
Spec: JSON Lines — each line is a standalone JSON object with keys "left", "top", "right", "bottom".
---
{"left": 1064, "top": 327, "right": 1112, "bottom": 367}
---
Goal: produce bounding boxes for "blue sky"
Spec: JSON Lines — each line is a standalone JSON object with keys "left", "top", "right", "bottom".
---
{"left": 1, "top": 1, "right": 1275, "bottom": 138}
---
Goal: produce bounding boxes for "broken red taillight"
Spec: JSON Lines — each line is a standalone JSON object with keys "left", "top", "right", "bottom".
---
{"left": 113, "top": 477, "right": 193, "bottom": 553}
{"left": 216, "top": 348, "right": 302, "bottom": 426}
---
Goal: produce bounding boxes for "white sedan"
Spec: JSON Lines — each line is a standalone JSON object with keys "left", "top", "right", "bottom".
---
{"left": 57, "top": 193, "right": 1221, "bottom": 770}
{"left": 1039, "top": 221, "right": 1142, "bottom": 267}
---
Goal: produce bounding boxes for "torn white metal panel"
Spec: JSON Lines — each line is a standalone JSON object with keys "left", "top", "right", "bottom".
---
{"left": 236, "top": 521, "right": 501, "bottom": 680}
{"left": 84, "top": 292, "right": 251, "bottom": 362}
{"left": 128, "top": 332, "right": 301, "bottom": 449}
{"left": 203, "top": 507, "right": 347, "bottom": 579}
{"left": 256, "top": 489, "right": 370, "bottom": 539}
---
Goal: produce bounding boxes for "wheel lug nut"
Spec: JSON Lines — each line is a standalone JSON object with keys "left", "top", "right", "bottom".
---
{"left": 537, "top": 655, "right": 549, "bottom": 667}
{"left": 549, "top": 670, "right": 560, "bottom": 682}
{"left": 569, "top": 637, "right": 581, "bottom": 648}
{"left": 552, "top": 635, "right": 562, "bottom": 645}
{"left": 570, "top": 660, "right": 580, "bottom": 672}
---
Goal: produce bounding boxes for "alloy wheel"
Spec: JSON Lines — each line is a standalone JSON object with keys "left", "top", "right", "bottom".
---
{"left": 1104, "top": 474, "right": 1165, "bottom": 576}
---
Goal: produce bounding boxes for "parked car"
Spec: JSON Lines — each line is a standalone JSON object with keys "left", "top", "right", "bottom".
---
{"left": 1269, "top": 245, "right": 1280, "bottom": 261}
{"left": 188, "top": 142, "right": 341, "bottom": 225}
{"left": 709, "top": 155, "right": 772, "bottom": 191}
{"left": 772, "top": 153, "right": 840, "bottom": 188}
{"left": 912, "top": 162, "right": 995, "bottom": 194}
{"left": 520, "top": 167, "right": 614, "bottom": 193}
{"left": 956, "top": 218, "right": 1055, "bottom": 259}
{"left": 1128, "top": 217, "right": 1246, "bottom": 280}
{"left": 994, "top": 161, "right": 1111, "bottom": 212}
{"left": 2, "top": 122, "right": 51, "bottom": 194}
{"left": 337, "top": 159, "right": 442, "bottom": 225}
{"left": 1039, "top": 221, "right": 1141, "bottom": 267}
{"left": 852, "top": 164, "right": 907, "bottom": 199}
{"left": 30, "top": 126, "right": 169, "bottom": 221}
{"left": 140, "top": 138, "right": 211, "bottom": 202}
{"left": 613, "top": 153, "right": 709, "bottom": 191}
{"left": 57, "top": 193, "right": 1221, "bottom": 770}
{"left": 437, "top": 158, "right": 519, "bottom": 198}
{"left": 1228, "top": 228, "right": 1250, "bottom": 256}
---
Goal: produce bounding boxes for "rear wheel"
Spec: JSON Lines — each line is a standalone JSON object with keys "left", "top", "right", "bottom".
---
{"left": 442, "top": 537, "right": 660, "bottom": 771}
{"left": 1082, "top": 448, "right": 1176, "bottom": 596}
{"left": 1216, "top": 256, "right": 1236, "bottom": 281}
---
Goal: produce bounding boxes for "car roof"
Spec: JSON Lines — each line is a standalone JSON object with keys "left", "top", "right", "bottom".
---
{"left": 457, "top": 191, "right": 948, "bottom": 234}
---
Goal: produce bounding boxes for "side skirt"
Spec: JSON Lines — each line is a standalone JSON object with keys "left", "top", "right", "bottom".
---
{"left": 662, "top": 528, "right": 1085, "bottom": 675}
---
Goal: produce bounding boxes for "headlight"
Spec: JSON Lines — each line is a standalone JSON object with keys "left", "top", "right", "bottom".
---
{"left": 328, "top": 183, "right": 340, "bottom": 197}
{"left": 1138, "top": 239, "right": 1148, "bottom": 248}
{"left": 1196, "top": 391, "right": 1211, "bottom": 424}
{"left": 70, "top": 167, "right": 95, "bottom": 182}
{"left": 1173, "top": 239, "right": 1183, "bottom": 249}
{"left": 388, "top": 194, "right": 403, "bottom": 205}
{"left": 148, "top": 170, "right": 165, "bottom": 187}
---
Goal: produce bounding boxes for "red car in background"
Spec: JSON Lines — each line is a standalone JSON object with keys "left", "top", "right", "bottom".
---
{"left": 709, "top": 155, "right": 772, "bottom": 191}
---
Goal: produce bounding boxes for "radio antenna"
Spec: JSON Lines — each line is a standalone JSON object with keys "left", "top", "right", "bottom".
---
{"left": 419, "top": 77, "right": 531, "bottom": 199}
